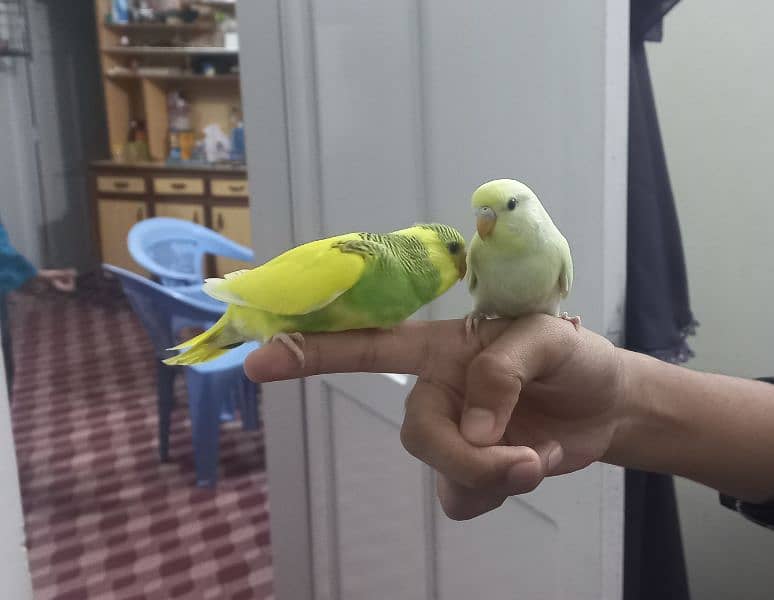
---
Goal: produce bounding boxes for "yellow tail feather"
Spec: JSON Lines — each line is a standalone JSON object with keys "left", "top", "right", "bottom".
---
{"left": 163, "top": 315, "right": 232, "bottom": 366}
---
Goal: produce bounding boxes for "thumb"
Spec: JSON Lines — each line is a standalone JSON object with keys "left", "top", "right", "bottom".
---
{"left": 461, "top": 316, "right": 568, "bottom": 445}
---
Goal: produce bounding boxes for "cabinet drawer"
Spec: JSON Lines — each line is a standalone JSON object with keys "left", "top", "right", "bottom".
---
{"left": 211, "top": 179, "right": 250, "bottom": 197}
{"left": 154, "top": 202, "right": 204, "bottom": 225}
{"left": 96, "top": 176, "right": 146, "bottom": 194}
{"left": 153, "top": 177, "right": 205, "bottom": 196}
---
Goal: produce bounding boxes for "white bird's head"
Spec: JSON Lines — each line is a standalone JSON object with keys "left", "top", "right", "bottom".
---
{"left": 470, "top": 179, "right": 549, "bottom": 243}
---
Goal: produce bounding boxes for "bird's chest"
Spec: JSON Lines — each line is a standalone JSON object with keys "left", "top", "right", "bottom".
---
{"left": 471, "top": 249, "right": 561, "bottom": 317}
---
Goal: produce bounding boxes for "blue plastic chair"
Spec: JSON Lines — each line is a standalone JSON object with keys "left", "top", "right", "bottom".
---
{"left": 103, "top": 264, "right": 260, "bottom": 487}
{"left": 128, "top": 217, "right": 254, "bottom": 419}
{"left": 128, "top": 217, "right": 254, "bottom": 287}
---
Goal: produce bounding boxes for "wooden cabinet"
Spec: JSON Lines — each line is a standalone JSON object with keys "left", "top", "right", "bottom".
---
{"left": 212, "top": 205, "right": 253, "bottom": 275}
{"left": 93, "top": 0, "right": 241, "bottom": 163}
{"left": 154, "top": 202, "right": 204, "bottom": 225}
{"left": 96, "top": 198, "right": 149, "bottom": 274}
{"left": 90, "top": 163, "right": 250, "bottom": 277}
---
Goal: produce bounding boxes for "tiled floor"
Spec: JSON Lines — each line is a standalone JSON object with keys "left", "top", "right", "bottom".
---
{"left": 9, "top": 280, "right": 273, "bottom": 599}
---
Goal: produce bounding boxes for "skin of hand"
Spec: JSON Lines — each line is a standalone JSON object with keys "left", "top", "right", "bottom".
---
{"left": 244, "top": 315, "right": 627, "bottom": 520}
{"left": 37, "top": 268, "right": 77, "bottom": 292}
{"left": 246, "top": 314, "right": 774, "bottom": 518}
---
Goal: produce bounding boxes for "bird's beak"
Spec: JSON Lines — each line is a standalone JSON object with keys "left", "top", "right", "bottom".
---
{"left": 476, "top": 207, "right": 497, "bottom": 240}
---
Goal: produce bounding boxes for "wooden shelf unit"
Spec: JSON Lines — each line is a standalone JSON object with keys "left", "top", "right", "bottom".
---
{"left": 91, "top": 1, "right": 250, "bottom": 277}
{"left": 103, "top": 46, "right": 238, "bottom": 56}
{"left": 105, "top": 22, "right": 216, "bottom": 33}
{"left": 94, "top": 0, "right": 242, "bottom": 160}
{"left": 105, "top": 72, "right": 240, "bottom": 84}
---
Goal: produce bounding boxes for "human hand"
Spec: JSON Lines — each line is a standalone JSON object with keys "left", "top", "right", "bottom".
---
{"left": 38, "top": 268, "right": 77, "bottom": 292}
{"left": 244, "top": 315, "right": 626, "bottom": 520}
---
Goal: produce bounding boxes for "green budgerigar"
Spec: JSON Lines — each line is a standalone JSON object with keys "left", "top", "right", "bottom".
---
{"left": 465, "top": 179, "right": 579, "bottom": 335}
{"left": 164, "top": 223, "right": 467, "bottom": 366}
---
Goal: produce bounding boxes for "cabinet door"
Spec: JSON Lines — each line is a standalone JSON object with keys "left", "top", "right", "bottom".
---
{"left": 97, "top": 198, "right": 148, "bottom": 274}
{"left": 211, "top": 205, "right": 253, "bottom": 275}
{"left": 154, "top": 202, "right": 205, "bottom": 225}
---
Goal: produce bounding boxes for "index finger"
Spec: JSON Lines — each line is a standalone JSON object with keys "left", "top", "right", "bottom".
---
{"left": 244, "top": 320, "right": 438, "bottom": 382}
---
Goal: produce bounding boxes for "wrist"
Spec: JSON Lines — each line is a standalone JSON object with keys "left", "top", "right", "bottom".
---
{"left": 602, "top": 349, "right": 682, "bottom": 470}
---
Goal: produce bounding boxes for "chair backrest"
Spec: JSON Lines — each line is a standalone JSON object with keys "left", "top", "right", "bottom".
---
{"left": 104, "top": 264, "right": 224, "bottom": 360}
{"left": 128, "top": 217, "right": 254, "bottom": 286}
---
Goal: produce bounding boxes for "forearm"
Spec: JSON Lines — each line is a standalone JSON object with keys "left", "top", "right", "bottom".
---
{"left": 606, "top": 349, "right": 774, "bottom": 503}
{"left": 0, "top": 253, "right": 37, "bottom": 293}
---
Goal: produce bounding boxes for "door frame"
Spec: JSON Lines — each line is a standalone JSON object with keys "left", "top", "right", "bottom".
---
{"left": 240, "top": 1, "right": 316, "bottom": 599}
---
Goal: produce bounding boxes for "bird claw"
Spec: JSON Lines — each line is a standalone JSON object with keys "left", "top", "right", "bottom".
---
{"left": 270, "top": 332, "right": 306, "bottom": 367}
{"left": 464, "top": 312, "right": 486, "bottom": 341}
{"left": 560, "top": 312, "right": 582, "bottom": 331}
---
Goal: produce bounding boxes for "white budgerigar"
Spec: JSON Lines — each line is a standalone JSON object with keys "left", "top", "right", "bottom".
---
{"left": 465, "top": 178, "right": 579, "bottom": 334}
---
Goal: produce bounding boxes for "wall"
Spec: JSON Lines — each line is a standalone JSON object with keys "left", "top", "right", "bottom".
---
{"left": 0, "top": 0, "right": 106, "bottom": 272}
{"left": 26, "top": 0, "right": 107, "bottom": 271}
{"left": 647, "top": 1, "right": 774, "bottom": 598}
{"left": 0, "top": 55, "right": 43, "bottom": 266}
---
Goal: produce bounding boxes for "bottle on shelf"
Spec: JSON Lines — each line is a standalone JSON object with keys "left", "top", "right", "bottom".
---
{"left": 229, "top": 105, "right": 245, "bottom": 163}
{"left": 166, "top": 90, "right": 195, "bottom": 163}
{"left": 111, "top": 0, "right": 129, "bottom": 24}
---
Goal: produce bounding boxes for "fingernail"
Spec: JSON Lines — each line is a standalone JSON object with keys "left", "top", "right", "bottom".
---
{"left": 506, "top": 460, "right": 537, "bottom": 494}
{"left": 461, "top": 408, "right": 496, "bottom": 443}
{"left": 547, "top": 445, "right": 563, "bottom": 473}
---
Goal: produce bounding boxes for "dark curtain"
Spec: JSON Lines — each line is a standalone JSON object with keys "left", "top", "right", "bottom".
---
{"left": 625, "top": 1, "right": 694, "bottom": 599}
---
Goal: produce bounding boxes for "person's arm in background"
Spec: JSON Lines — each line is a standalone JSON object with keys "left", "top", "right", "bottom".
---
{"left": 244, "top": 315, "right": 774, "bottom": 521}
{"left": 0, "top": 222, "right": 76, "bottom": 293}
{"left": 0, "top": 221, "right": 37, "bottom": 293}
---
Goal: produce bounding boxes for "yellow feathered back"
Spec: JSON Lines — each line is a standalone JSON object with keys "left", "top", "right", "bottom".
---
{"left": 204, "top": 233, "right": 366, "bottom": 316}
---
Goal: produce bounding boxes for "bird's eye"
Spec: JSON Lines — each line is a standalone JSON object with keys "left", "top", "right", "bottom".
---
{"left": 507, "top": 197, "right": 518, "bottom": 210}
{"left": 447, "top": 241, "right": 461, "bottom": 254}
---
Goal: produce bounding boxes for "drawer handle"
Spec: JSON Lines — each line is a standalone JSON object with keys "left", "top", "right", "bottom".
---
{"left": 113, "top": 181, "right": 129, "bottom": 190}
{"left": 171, "top": 182, "right": 187, "bottom": 190}
{"left": 216, "top": 214, "right": 224, "bottom": 230}
{"left": 135, "top": 208, "right": 144, "bottom": 222}
{"left": 228, "top": 184, "right": 245, "bottom": 193}
{"left": 193, "top": 212, "right": 200, "bottom": 224}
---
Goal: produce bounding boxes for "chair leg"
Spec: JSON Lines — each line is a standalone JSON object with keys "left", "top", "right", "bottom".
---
{"left": 220, "top": 388, "right": 236, "bottom": 423}
{"left": 156, "top": 364, "right": 176, "bottom": 462}
{"left": 240, "top": 378, "right": 260, "bottom": 431}
{"left": 184, "top": 370, "right": 222, "bottom": 487}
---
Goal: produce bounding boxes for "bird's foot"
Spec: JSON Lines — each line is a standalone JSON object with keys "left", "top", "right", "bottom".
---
{"left": 464, "top": 312, "right": 487, "bottom": 342}
{"left": 270, "top": 332, "right": 306, "bottom": 367}
{"left": 559, "top": 312, "right": 582, "bottom": 331}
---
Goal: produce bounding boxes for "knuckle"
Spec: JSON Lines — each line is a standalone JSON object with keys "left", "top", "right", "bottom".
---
{"left": 439, "top": 496, "right": 477, "bottom": 521}
{"left": 509, "top": 475, "right": 542, "bottom": 496}
{"left": 472, "top": 351, "right": 521, "bottom": 392}
{"left": 399, "top": 420, "right": 427, "bottom": 459}
{"left": 465, "top": 467, "right": 496, "bottom": 490}
{"left": 436, "top": 479, "right": 505, "bottom": 521}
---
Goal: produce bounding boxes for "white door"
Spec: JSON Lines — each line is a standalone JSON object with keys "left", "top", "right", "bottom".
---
{"left": 240, "top": 2, "right": 629, "bottom": 599}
